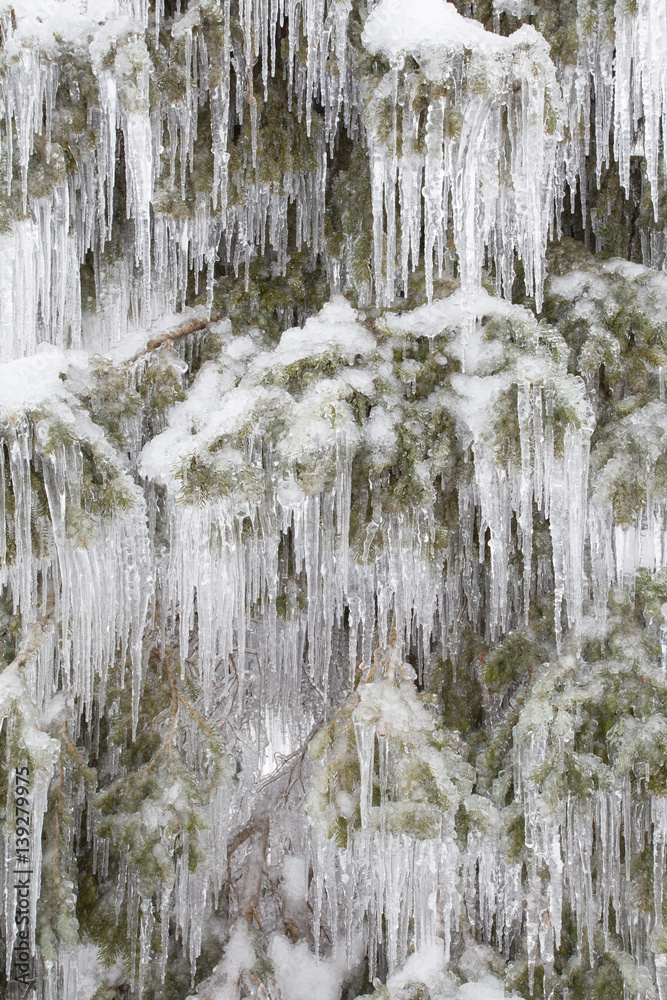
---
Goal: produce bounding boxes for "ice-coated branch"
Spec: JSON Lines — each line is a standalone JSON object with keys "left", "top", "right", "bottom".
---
{"left": 126, "top": 311, "right": 225, "bottom": 364}
{"left": 5, "top": 599, "right": 55, "bottom": 672}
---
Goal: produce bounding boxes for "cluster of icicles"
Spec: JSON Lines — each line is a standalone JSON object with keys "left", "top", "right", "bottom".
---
{"left": 1, "top": 2, "right": 667, "bottom": 998}
{"left": 0, "top": 0, "right": 355, "bottom": 361}
{"left": 309, "top": 771, "right": 667, "bottom": 997}
{"left": 363, "top": 19, "right": 560, "bottom": 341}
{"left": 3, "top": 372, "right": 667, "bottom": 994}
{"left": 158, "top": 382, "right": 594, "bottom": 736}
{"left": 154, "top": 394, "right": 667, "bottom": 992}
{"left": 0, "top": 421, "right": 150, "bottom": 727}
{"left": 568, "top": 0, "right": 667, "bottom": 225}
{"left": 0, "top": 419, "right": 152, "bottom": 989}
{"left": 1, "top": 0, "right": 666, "bottom": 364}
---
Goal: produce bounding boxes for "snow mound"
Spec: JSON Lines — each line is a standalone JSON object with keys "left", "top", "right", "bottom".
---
{"left": 362, "top": 0, "right": 546, "bottom": 81}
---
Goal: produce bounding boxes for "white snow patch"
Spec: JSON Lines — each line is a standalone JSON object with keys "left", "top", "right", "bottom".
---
{"left": 457, "top": 976, "right": 509, "bottom": 999}
{"left": 0, "top": 347, "right": 71, "bottom": 417}
{"left": 268, "top": 935, "right": 343, "bottom": 1000}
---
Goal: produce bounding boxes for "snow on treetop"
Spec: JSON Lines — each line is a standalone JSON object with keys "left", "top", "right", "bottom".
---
{"left": 139, "top": 299, "right": 377, "bottom": 492}
{"left": 247, "top": 296, "right": 375, "bottom": 379}
{"left": 1, "top": 0, "right": 129, "bottom": 50}
{"left": 0, "top": 346, "right": 74, "bottom": 419}
{"left": 362, "top": 0, "right": 549, "bottom": 80}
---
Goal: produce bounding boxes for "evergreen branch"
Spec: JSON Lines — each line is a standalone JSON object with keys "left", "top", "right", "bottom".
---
{"left": 58, "top": 727, "right": 89, "bottom": 770}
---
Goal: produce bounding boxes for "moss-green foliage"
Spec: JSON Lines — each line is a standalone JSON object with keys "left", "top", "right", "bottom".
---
{"left": 139, "top": 350, "right": 188, "bottom": 421}
{"left": 362, "top": 979, "right": 433, "bottom": 1000}
{"left": 481, "top": 588, "right": 667, "bottom": 882}
{"left": 635, "top": 567, "right": 667, "bottom": 624}
{"left": 431, "top": 646, "right": 484, "bottom": 738}
{"left": 86, "top": 360, "right": 142, "bottom": 449}
{"left": 0, "top": 345, "right": 181, "bottom": 573}
{"left": 444, "top": 581, "right": 667, "bottom": 989}
{"left": 483, "top": 628, "right": 549, "bottom": 691}
{"left": 545, "top": 239, "right": 667, "bottom": 411}
{"left": 485, "top": 302, "right": 590, "bottom": 466}
{"left": 509, "top": 943, "right": 658, "bottom": 1000}
{"left": 308, "top": 688, "right": 362, "bottom": 846}
{"left": 523, "top": 608, "right": 665, "bottom": 784}
{"left": 174, "top": 450, "right": 264, "bottom": 506}
{"left": 21, "top": 407, "right": 138, "bottom": 542}
{"left": 0, "top": 599, "right": 20, "bottom": 664}
{"left": 511, "top": 947, "right": 620, "bottom": 1000}
{"left": 588, "top": 402, "right": 667, "bottom": 523}
{"left": 532, "top": 0, "right": 586, "bottom": 65}
{"left": 365, "top": 328, "right": 462, "bottom": 519}
{"left": 213, "top": 247, "right": 330, "bottom": 340}
{"left": 325, "top": 133, "right": 374, "bottom": 291}
{"left": 0, "top": 38, "right": 100, "bottom": 211}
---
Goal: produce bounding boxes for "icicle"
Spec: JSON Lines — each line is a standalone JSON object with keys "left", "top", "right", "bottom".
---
{"left": 613, "top": 0, "right": 667, "bottom": 215}
{"left": 124, "top": 110, "right": 153, "bottom": 314}
{"left": 93, "top": 71, "right": 119, "bottom": 243}
{"left": 0, "top": 190, "right": 81, "bottom": 363}
{"left": 354, "top": 721, "right": 375, "bottom": 831}
{"left": 138, "top": 897, "right": 154, "bottom": 996}
{"left": 517, "top": 382, "right": 533, "bottom": 622}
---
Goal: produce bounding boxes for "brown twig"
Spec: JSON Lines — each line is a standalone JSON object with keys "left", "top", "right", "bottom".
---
{"left": 127, "top": 311, "right": 224, "bottom": 365}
